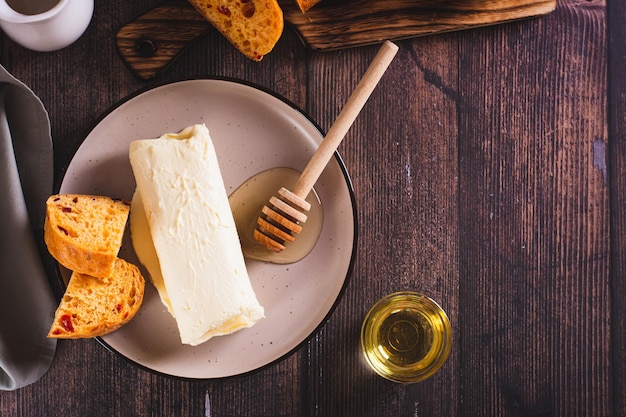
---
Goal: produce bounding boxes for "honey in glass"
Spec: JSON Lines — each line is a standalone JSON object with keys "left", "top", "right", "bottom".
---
{"left": 360, "top": 292, "right": 451, "bottom": 383}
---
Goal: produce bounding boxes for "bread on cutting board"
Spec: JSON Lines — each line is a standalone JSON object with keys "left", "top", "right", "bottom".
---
{"left": 295, "top": 0, "right": 321, "bottom": 12}
{"left": 187, "top": 0, "right": 284, "bottom": 61}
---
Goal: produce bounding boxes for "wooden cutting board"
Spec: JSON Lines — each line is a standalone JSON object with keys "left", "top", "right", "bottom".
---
{"left": 116, "top": 0, "right": 556, "bottom": 79}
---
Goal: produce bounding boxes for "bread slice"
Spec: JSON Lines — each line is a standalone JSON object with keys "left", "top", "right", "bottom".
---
{"left": 296, "top": 0, "right": 321, "bottom": 12}
{"left": 44, "top": 194, "right": 130, "bottom": 278}
{"left": 188, "top": 0, "right": 283, "bottom": 61}
{"left": 48, "top": 258, "right": 145, "bottom": 339}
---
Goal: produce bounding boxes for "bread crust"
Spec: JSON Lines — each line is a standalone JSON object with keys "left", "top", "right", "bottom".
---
{"left": 44, "top": 194, "right": 130, "bottom": 278}
{"left": 188, "top": 0, "right": 284, "bottom": 61}
{"left": 47, "top": 258, "right": 145, "bottom": 339}
{"left": 296, "top": 0, "right": 321, "bottom": 12}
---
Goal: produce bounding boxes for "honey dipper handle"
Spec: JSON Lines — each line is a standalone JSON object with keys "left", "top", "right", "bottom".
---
{"left": 291, "top": 40, "right": 399, "bottom": 199}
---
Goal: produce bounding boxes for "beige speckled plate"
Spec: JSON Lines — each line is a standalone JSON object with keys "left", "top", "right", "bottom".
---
{"left": 59, "top": 78, "right": 356, "bottom": 379}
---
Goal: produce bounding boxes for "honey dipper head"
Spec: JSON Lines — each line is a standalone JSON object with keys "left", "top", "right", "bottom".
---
{"left": 254, "top": 187, "right": 311, "bottom": 252}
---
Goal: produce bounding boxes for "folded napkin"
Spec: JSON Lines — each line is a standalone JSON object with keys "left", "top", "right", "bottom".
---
{"left": 0, "top": 65, "right": 57, "bottom": 391}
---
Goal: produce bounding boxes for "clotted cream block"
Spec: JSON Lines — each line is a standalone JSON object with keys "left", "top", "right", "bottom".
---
{"left": 128, "top": 124, "right": 264, "bottom": 346}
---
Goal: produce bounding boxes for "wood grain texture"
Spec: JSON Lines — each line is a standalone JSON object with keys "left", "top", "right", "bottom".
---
{"left": 608, "top": 0, "right": 626, "bottom": 415}
{"left": 283, "top": 0, "right": 556, "bottom": 50}
{"left": 457, "top": 0, "right": 609, "bottom": 415}
{"left": 0, "top": 0, "right": 620, "bottom": 415}
{"left": 115, "top": 0, "right": 212, "bottom": 79}
{"left": 303, "top": 36, "right": 461, "bottom": 416}
{"left": 115, "top": 0, "right": 555, "bottom": 79}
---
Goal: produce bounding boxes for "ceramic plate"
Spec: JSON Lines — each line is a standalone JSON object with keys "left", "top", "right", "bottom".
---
{"left": 59, "top": 78, "right": 356, "bottom": 379}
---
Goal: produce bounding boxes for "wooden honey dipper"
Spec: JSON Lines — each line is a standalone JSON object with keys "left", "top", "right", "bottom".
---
{"left": 254, "top": 40, "right": 399, "bottom": 252}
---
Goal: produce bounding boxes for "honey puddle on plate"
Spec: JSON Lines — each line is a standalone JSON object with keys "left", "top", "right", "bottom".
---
{"left": 229, "top": 167, "right": 323, "bottom": 264}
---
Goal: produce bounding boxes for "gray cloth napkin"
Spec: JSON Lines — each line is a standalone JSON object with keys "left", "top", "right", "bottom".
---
{"left": 0, "top": 65, "right": 57, "bottom": 391}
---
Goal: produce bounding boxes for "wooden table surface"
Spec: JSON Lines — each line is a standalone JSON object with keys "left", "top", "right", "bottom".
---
{"left": 1, "top": 0, "right": 623, "bottom": 415}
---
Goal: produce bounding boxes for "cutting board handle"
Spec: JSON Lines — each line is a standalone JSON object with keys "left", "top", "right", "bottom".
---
{"left": 116, "top": 0, "right": 212, "bottom": 80}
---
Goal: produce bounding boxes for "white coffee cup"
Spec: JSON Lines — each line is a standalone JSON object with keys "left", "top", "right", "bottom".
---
{"left": 0, "top": 0, "right": 93, "bottom": 52}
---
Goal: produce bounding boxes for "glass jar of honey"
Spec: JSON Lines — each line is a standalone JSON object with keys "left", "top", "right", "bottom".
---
{"left": 360, "top": 291, "right": 452, "bottom": 383}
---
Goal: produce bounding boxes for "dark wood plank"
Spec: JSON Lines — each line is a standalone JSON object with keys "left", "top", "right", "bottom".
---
{"left": 608, "top": 0, "right": 626, "bottom": 414}
{"left": 458, "top": 0, "right": 610, "bottom": 415}
{"left": 206, "top": 354, "right": 306, "bottom": 416}
{"left": 304, "top": 34, "right": 461, "bottom": 416}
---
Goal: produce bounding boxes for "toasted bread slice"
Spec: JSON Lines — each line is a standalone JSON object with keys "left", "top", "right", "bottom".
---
{"left": 48, "top": 258, "right": 145, "bottom": 339}
{"left": 296, "top": 0, "right": 321, "bottom": 12}
{"left": 44, "top": 194, "right": 130, "bottom": 278}
{"left": 188, "top": 0, "right": 283, "bottom": 61}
